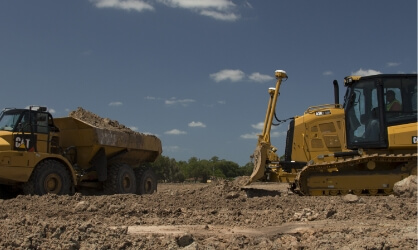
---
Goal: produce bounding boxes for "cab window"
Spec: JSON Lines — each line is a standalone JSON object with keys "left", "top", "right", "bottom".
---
{"left": 384, "top": 77, "right": 417, "bottom": 125}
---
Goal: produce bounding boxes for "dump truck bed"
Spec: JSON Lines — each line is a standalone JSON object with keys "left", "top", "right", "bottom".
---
{"left": 54, "top": 117, "right": 162, "bottom": 168}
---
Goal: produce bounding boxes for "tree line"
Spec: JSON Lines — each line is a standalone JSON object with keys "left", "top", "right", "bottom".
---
{"left": 144, "top": 155, "right": 254, "bottom": 183}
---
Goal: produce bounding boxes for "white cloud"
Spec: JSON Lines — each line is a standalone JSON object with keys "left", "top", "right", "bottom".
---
{"left": 200, "top": 10, "right": 238, "bottom": 21}
{"left": 251, "top": 122, "right": 284, "bottom": 132}
{"left": 90, "top": 0, "right": 239, "bottom": 21}
{"left": 271, "top": 131, "right": 286, "bottom": 137}
{"left": 323, "top": 71, "right": 333, "bottom": 76}
{"left": 165, "top": 129, "right": 187, "bottom": 135}
{"left": 165, "top": 97, "right": 196, "bottom": 106}
{"left": 248, "top": 72, "right": 274, "bottom": 83}
{"left": 145, "top": 96, "right": 156, "bottom": 100}
{"left": 126, "top": 127, "right": 159, "bottom": 136}
{"left": 351, "top": 68, "right": 382, "bottom": 76}
{"left": 240, "top": 130, "right": 286, "bottom": 140}
{"left": 218, "top": 100, "right": 226, "bottom": 105}
{"left": 210, "top": 69, "right": 245, "bottom": 82}
{"left": 243, "top": 1, "right": 252, "bottom": 8}
{"left": 242, "top": 121, "right": 286, "bottom": 139}
{"left": 387, "top": 62, "right": 400, "bottom": 67}
{"left": 143, "top": 131, "right": 159, "bottom": 136}
{"left": 158, "top": 0, "right": 238, "bottom": 21}
{"left": 90, "top": 0, "right": 154, "bottom": 12}
{"left": 158, "top": 0, "right": 235, "bottom": 10}
{"left": 188, "top": 121, "right": 206, "bottom": 128}
{"left": 48, "top": 108, "right": 56, "bottom": 114}
{"left": 129, "top": 126, "right": 138, "bottom": 131}
{"left": 240, "top": 132, "right": 259, "bottom": 139}
{"left": 109, "top": 101, "right": 123, "bottom": 106}
{"left": 210, "top": 69, "right": 276, "bottom": 83}
{"left": 251, "top": 122, "right": 264, "bottom": 130}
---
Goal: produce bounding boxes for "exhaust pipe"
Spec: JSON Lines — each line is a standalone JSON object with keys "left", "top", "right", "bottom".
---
{"left": 333, "top": 80, "right": 339, "bottom": 104}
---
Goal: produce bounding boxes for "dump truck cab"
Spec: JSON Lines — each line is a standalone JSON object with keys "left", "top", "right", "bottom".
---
{"left": 0, "top": 107, "right": 162, "bottom": 198}
{"left": 0, "top": 107, "right": 60, "bottom": 154}
{"left": 0, "top": 106, "right": 76, "bottom": 195}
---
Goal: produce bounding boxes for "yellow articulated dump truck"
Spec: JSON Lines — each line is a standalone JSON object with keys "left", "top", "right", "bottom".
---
{"left": 0, "top": 107, "right": 162, "bottom": 198}
{"left": 249, "top": 70, "right": 417, "bottom": 196}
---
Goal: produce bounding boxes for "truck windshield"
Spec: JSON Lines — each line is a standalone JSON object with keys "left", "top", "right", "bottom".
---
{"left": 0, "top": 111, "right": 21, "bottom": 131}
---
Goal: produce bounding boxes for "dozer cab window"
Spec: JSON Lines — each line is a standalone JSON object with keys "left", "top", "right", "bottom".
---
{"left": 345, "top": 79, "right": 386, "bottom": 149}
{"left": 383, "top": 77, "right": 417, "bottom": 126}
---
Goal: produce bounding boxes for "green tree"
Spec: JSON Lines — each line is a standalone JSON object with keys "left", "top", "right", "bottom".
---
{"left": 148, "top": 155, "right": 180, "bottom": 182}
{"left": 238, "top": 161, "right": 254, "bottom": 176}
{"left": 149, "top": 155, "right": 255, "bottom": 183}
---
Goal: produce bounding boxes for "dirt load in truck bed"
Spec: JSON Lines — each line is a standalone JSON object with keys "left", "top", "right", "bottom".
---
{"left": 60, "top": 107, "right": 162, "bottom": 164}
{"left": 0, "top": 175, "right": 416, "bottom": 249}
{"left": 69, "top": 107, "right": 143, "bottom": 134}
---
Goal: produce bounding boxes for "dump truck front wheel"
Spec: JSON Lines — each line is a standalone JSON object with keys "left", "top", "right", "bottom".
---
{"left": 135, "top": 167, "right": 157, "bottom": 195}
{"left": 104, "top": 163, "right": 137, "bottom": 194}
{"left": 23, "top": 159, "right": 73, "bottom": 195}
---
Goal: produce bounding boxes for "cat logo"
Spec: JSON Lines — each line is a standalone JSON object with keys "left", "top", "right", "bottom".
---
{"left": 14, "top": 135, "right": 36, "bottom": 151}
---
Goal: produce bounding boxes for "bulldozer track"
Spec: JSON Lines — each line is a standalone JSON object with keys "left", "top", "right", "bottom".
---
{"left": 294, "top": 152, "right": 417, "bottom": 196}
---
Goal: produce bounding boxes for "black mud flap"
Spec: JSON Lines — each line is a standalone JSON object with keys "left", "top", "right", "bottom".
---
{"left": 90, "top": 147, "right": 107, "bottom": 181}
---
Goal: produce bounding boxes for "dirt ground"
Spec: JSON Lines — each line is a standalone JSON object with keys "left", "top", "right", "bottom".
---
{"left": 0, "top": 177, "right": 416, "bottom": 249}
{"left": 1, "top": 108, "right": 414, "bottom": 249}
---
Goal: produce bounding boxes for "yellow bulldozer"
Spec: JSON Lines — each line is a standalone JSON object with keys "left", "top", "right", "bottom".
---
{"left": 0, "top": 107, "right": 162, "bottom": 198}
{"left": 249, "top": 70, "right": 417, "bottom": 195}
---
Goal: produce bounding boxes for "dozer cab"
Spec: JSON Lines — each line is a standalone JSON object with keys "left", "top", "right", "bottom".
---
{"left": 249, "top": 71, "right": 417, "bottom": 195}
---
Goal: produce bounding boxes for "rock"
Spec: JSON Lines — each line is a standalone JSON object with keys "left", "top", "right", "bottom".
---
{"left": 177, "top": 234, "right": 194, "bottom": 247}
{"left": 393, "top": 175, "right": 417, "bottom": 198}
{"left": 342, "top": 194, "right": 359, "bottom": 203}
{"left": 293, "top": 208, "right": 319, "bottom": 221}
{"left": 182, "top": 242, "right": 198, "bottom": 250}
{"left": 225, "top": 192, "right": 240, "bottom": 199}
{"left": 78, "top": 222, "right": 93, "bottom": 232}
{"left": 326, "top": 209, "right": 337, "bottom": 218}
{"left": 74, "top": 201, "right": 89, "bottom": 212}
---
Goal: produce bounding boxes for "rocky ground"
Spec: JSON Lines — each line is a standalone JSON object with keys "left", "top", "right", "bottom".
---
{"left": 0, "top": 176, "right": 416, "bottom": 249}
{"left": 1, "top": 108, "right": 414, "bottom": 249}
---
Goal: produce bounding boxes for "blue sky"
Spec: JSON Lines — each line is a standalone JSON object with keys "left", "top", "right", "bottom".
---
{"left": 0, "top": 0, "right": 416, "bottom": 166}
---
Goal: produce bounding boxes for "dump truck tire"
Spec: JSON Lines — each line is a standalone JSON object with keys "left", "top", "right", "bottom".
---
{"left": 23, "top": 159, "right": 73, "bottom": 195}
{"left": 135, "top": 167, "right": 157, "bottom": 195}
{"left": 104, "top": 163, "right": 136, "bottom": 194}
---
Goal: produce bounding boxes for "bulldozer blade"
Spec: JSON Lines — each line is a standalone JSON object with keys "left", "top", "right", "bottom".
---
{"left": 248, "top": 143, "right": 269, "bottom": 184}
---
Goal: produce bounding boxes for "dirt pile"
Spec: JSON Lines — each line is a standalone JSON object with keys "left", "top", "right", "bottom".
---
{"left": 0, "top": 179, "right": 416, "bottom": 249}
{"left": 69, "top": 107, "right": 139, "bottom": 134}
{"left": 394, "top": 175, "right": 417, "bottom": 198}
